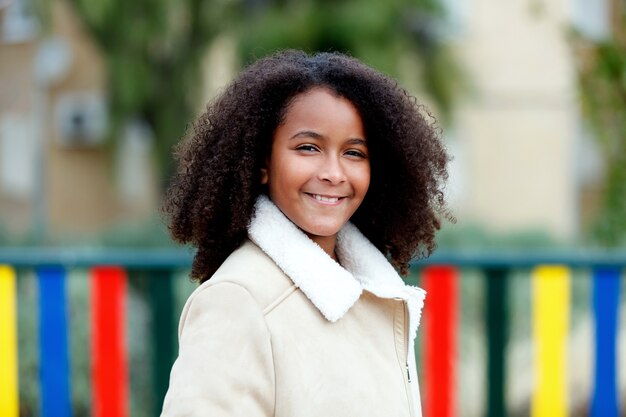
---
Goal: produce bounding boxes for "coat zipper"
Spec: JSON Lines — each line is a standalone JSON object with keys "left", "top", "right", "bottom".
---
{"left": 402, "top": 301, "right": 415, "bottom": 416}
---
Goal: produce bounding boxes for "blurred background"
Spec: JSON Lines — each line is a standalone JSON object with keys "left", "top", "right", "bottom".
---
{"left": 0, "top": 0, "right": 624, "bottom": 416}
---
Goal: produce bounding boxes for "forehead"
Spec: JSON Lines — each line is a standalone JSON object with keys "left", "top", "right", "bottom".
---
{"left": 280, "top": 87, "right": 364, "bottom": 131}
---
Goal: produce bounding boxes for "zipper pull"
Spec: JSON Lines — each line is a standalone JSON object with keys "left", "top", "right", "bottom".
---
{"left": 406, "top": 363, "right": 411, "bottom": 383}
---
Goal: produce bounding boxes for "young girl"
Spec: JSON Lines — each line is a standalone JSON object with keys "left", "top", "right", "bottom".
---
{"left": 161, "top": 50, "right": 450, "bottom": 417}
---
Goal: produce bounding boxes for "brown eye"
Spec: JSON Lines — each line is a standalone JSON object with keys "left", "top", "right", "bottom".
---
{"left": 345, "top": 149, "right": 367, "bottom": 158}
{"left": 296, "top": 144, "right": 319, "bottom": 152}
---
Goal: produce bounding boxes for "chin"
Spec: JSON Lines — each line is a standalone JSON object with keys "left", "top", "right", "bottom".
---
{"left": 305, "top": 224, "right": 343, "bottom": 237}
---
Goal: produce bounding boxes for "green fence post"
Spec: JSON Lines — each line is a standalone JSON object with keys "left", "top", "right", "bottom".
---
{"left": 150, "top": 270, "right": 176, "bottom": 413}
{"left": 485, "top": 268, "right": 508, "bottom": 417}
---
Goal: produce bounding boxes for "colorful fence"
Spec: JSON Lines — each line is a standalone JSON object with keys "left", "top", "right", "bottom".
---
{"left": 0, "top": 248, "right": 624, "bottom": 417}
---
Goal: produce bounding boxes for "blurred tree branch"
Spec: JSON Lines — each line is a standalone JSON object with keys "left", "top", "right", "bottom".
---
{"left": 59, "top": 0, "right": 463, "bottom": 181}
{"left": 236, "top": 0, "right": 466, "bottom": 121}
{"left": 65, "top": 0, "right": 237, "bottom": 178}
{"left": 573, "top": 2, "right": 626, "bottom": 246}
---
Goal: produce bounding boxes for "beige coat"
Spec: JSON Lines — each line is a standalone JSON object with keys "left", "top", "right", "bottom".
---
{"left": 161, "top": 196, "right": 426, "bottom": 417}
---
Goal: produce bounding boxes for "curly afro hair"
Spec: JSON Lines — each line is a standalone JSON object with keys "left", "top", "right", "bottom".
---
{"left": 163, "top": 50, "right": 451, "bottom": 283}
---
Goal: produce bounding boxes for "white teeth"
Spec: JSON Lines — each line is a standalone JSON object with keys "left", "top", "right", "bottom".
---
{"left": 312, "top": 194, "right": 340, "bottom": 203}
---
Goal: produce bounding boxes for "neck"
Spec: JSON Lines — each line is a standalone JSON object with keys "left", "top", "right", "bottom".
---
{"left": 306, "top": 233, "right": 338, "bottom": 261}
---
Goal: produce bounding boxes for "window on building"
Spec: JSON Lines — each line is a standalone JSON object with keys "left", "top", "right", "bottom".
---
{"left": 1, "top": 0, "right": 38, "bottom": 43}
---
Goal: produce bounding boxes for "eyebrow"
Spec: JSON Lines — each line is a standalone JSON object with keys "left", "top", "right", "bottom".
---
{"left": 346, "top": 138, "right": 367, "bottom": 146}
{"left": 290, "top": 130, "right": 323, "bottom": 140}
{"left": 289, "top": 130, "right": 367, "bottom": 145}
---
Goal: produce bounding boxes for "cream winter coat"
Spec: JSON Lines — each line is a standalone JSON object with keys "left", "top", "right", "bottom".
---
{"left": 161, "top": 196, "right": 426, "bottom": 417}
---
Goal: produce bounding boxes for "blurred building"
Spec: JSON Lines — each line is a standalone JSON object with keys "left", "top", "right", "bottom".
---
{"left": 443, "top": 0, "right": 609, "bottom": 242}
{"left": 0, "top": 0, "right": 158, "bottom": 241}
{"left": 437, "top": 1, "right": 615, "bottom": 412}
{"left": 0, "top": 0, "right": 613, "bottom": 244}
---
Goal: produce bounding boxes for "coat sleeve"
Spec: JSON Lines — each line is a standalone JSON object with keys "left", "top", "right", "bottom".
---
{"left": 160, "top": 282, "right": 275, "bottom": 417}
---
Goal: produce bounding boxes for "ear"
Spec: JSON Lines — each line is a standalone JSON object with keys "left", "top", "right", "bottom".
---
{"left": 260, "top": 167, "right": 269, "bottom": 184}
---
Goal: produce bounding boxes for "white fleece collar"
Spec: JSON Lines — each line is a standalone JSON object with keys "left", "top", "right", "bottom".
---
{"left": 248, "top": 195, "right": 426, "bottom": 339}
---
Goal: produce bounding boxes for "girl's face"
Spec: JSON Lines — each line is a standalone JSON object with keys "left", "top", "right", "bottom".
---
{"left": 262, "top": 87, "right": 370, "bottom": 256}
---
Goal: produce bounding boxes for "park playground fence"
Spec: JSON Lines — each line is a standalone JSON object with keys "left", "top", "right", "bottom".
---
{"left": 0, "top": 247, "right": 624, "bottom": 417}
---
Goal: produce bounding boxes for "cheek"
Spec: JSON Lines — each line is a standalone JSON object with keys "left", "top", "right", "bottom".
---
{"left": 273, "top": 158, "right": 308, "bottom": 184}
{"left": 355, "top": 166, "right": 371, "bottom": 197}
{"left": 267, "top": 163, "right": 302, "bottom": 200}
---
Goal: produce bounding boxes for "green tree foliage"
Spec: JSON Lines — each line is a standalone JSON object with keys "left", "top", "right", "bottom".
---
{"left": 237, "top": 0, "right": 464, "bottom": 120}
{"left": 66, "top": 0, "right": 463, "bottom": 179}
{"left": 574, "top": 11, "right": 626, "bottom": 246}
{"left": 67, "top": 0, "right": 238, "bottom": 176}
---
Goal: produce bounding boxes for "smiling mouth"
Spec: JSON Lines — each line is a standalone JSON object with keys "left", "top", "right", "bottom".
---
{"left": 306, "top": 193, "right": 345, "bottom": 204}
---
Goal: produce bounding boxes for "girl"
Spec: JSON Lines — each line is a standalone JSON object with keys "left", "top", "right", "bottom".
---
{"left": 161, "top": 50, "right": 450, "bottom": 417}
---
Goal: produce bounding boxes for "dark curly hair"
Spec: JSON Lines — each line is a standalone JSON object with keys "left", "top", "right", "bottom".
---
{"left": 163, "top": 50, "right": 450, "bottom": 283}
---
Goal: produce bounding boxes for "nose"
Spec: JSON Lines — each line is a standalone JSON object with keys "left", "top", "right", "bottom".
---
{"left": 318, "top": 155, "right": 347, "bottom": 184}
